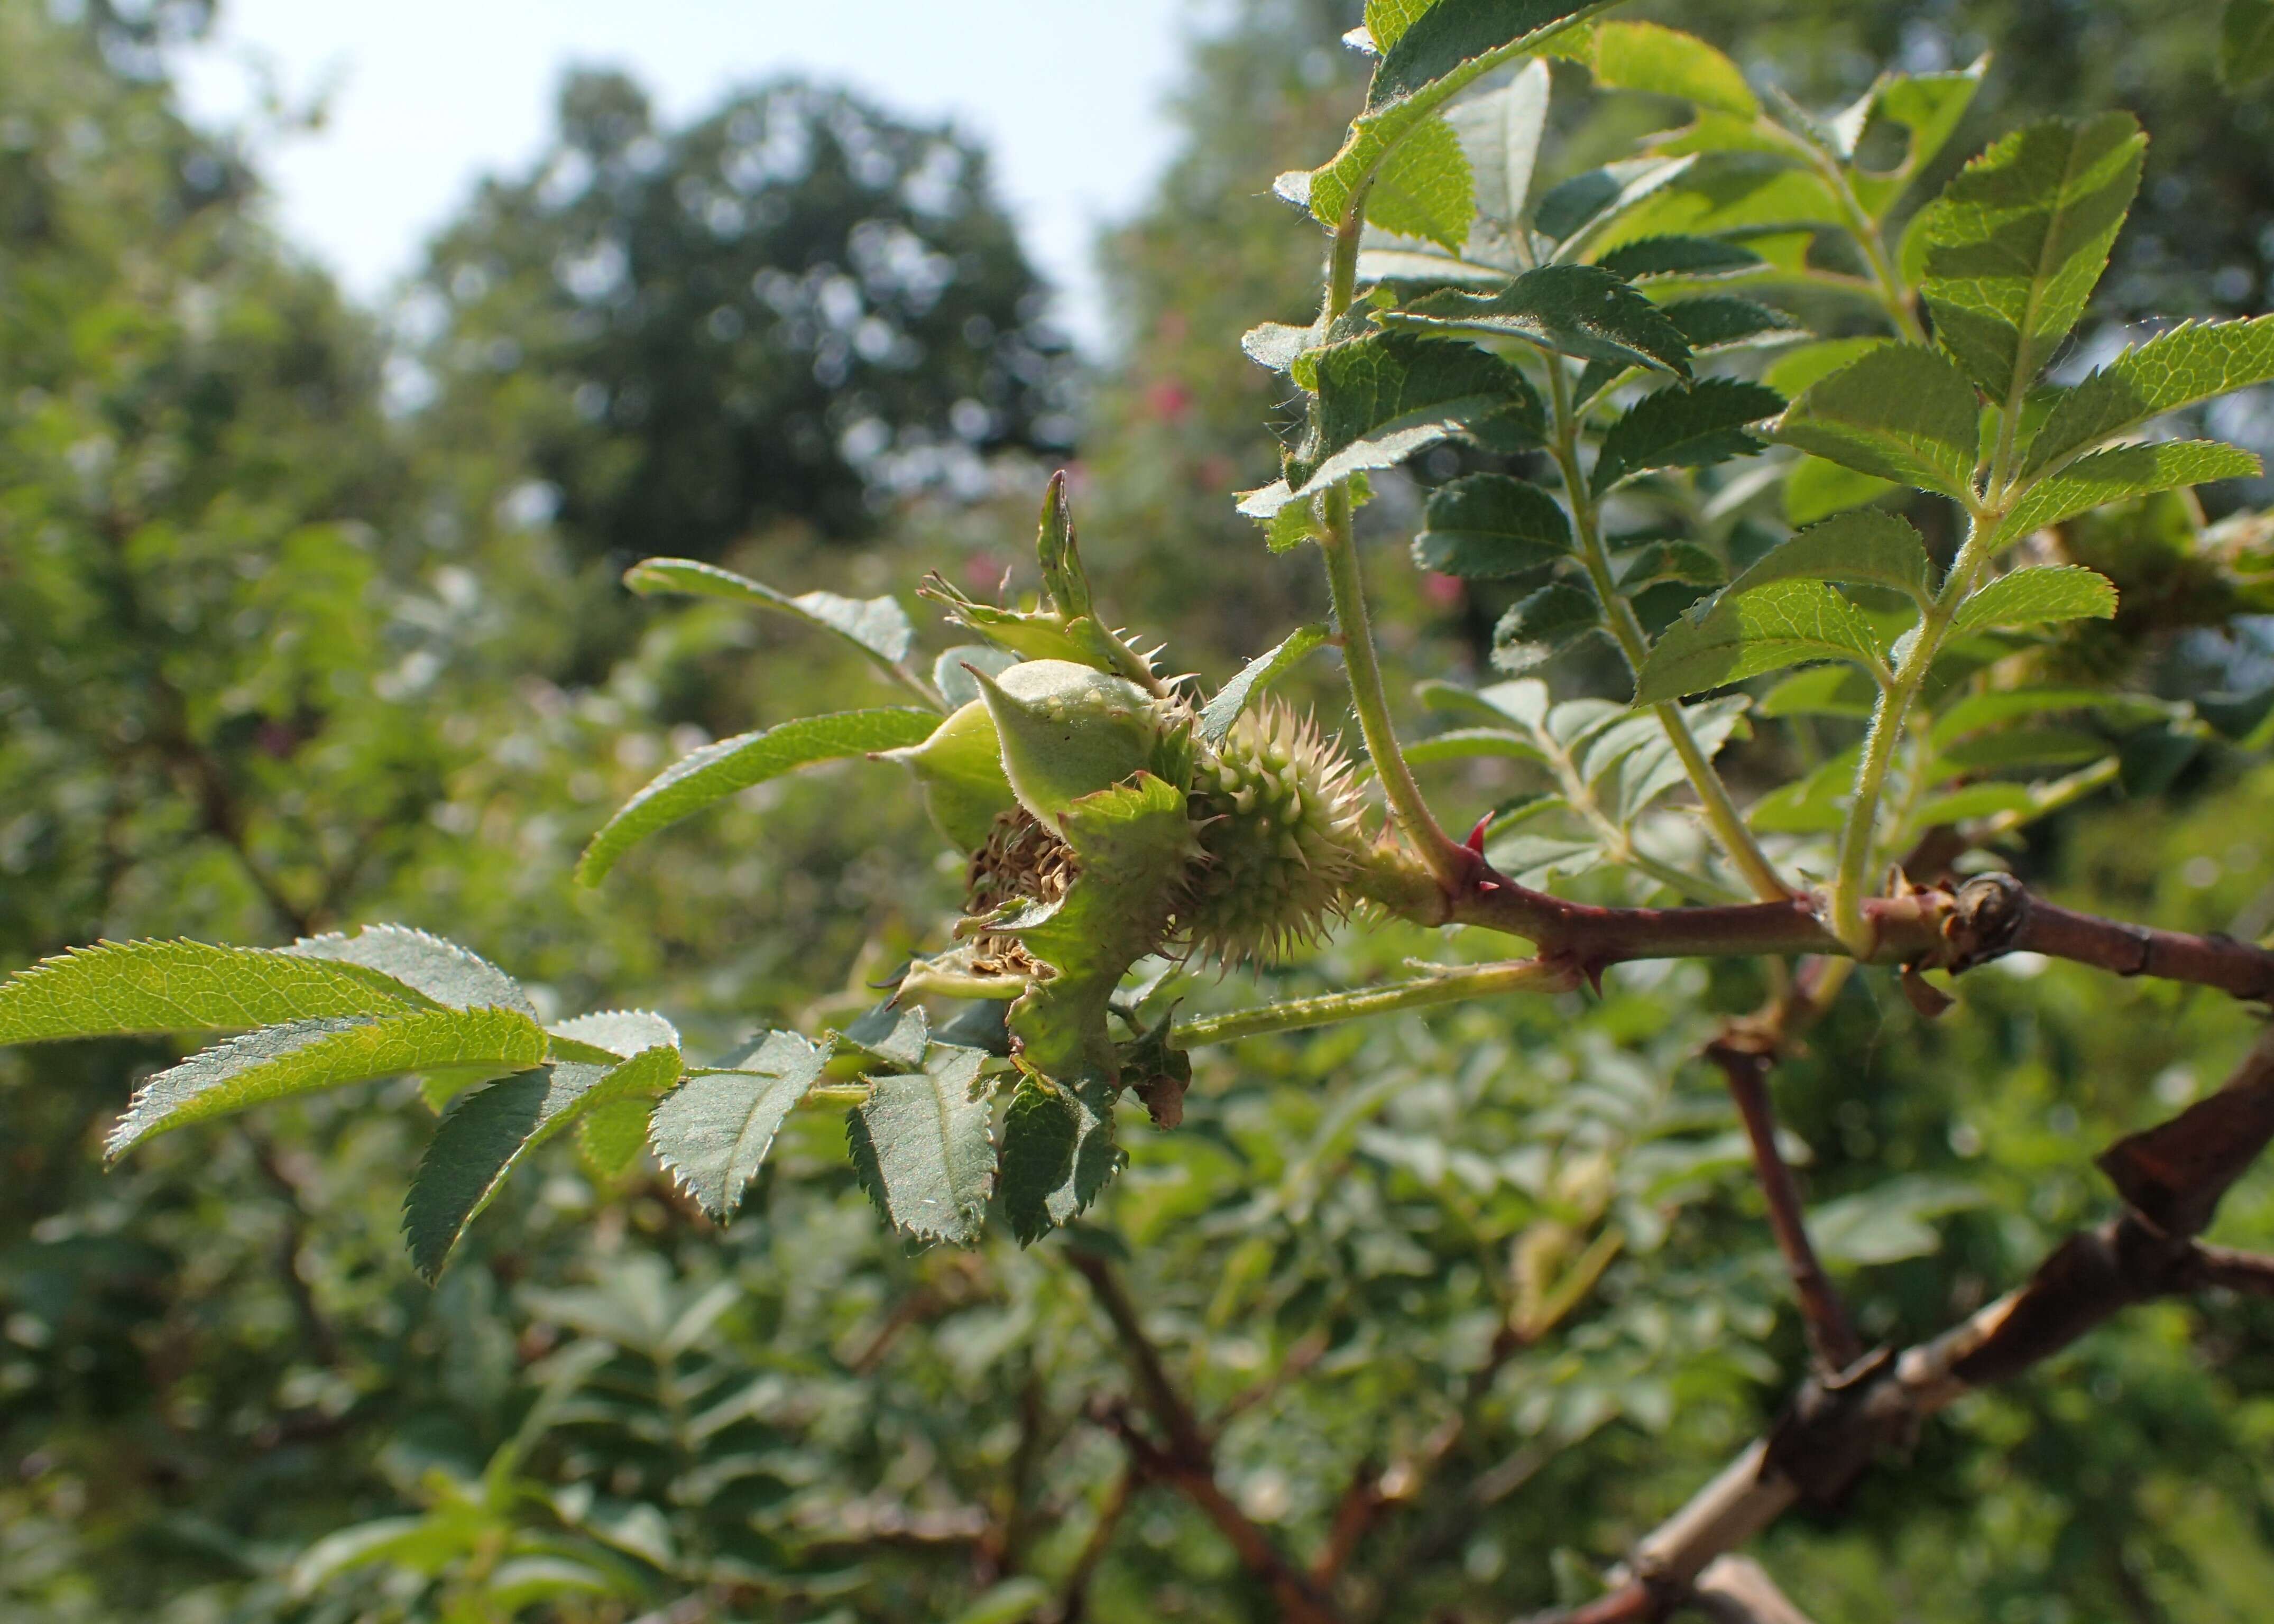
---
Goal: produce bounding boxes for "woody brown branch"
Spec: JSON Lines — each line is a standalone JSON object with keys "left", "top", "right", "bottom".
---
{"left": 1439, "top": 867, "right": 2274, "bottom": 1003}
{"left": 1521, "top": 1026, "right": 2274, "bottom": 1624}
{"left": 1068, "top": 1250, "right": 1348, "bottom": 1624}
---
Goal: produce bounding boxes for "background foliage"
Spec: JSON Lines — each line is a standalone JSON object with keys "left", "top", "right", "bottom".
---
{"left": 4, "top": 2, "right": 2274, "bottom": 1621}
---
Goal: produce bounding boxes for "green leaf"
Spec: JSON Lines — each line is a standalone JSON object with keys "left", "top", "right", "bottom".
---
{"left": 1995, "top": 441, "right": 2262, "bottom": 547}
{"left": 1595, "top": 160, "right": 1843, "bottom": 246}
{"left": 1934, "top": 727, "right": 2110, "bottom": 776}
{"left": 848, "top": 1045, "right": 996, "bottom": 1244}
{"left": 1633, "top": 579, "right": 1886, "bottom": 704}
{"left": 1784, "top": 457, "right": 1898, "bottom": 527}
{"left": 841, "top": 1003, "right": 931, "bottom": 1069}
{"left": 404, "top": 1045, "right": 681, "bottom": 1279}
{"left": 1595, "top": 235, "right": 1766, "bottom": 283}
{"left": 1617, "top": 695, "right": 1753, "bottom": 821}
{"left": 1660, "top": 297, "right": 1806, "bottom": 355}
{"left": 1720, "top": 510, "right": 1935, "bottom": 604}
{"left": 289, "top": 925, "right": 536, "bottom": 1016}
{"left": 2223, "top": 0, "right": 2274, "bottom": 87}
{"left": 1810, "top": 1175, "right": 1986, "bottom": 1266}
{"left": 1929, "top": 687, "right": 2172, "bottom": 747}
{"left": 1403, "top": 727, "right": 1549, "bottom": 768}
{"left": 948, "top": 1577, "right": 1053, "bottom": 1624}
{"left": 1411, "top": 473, "right": 1572, "bottom": 578}
{"left": 1000, "top": 1074, "right": 1121, "bottom": 1243}
{"left": 1617, "top": 541, "right": 1725, "bottom": 593}
{"left": 1309, "top": 0, "right": 1619, "bottom": 230}
{"left": 1256, "top": 332, "right": 1540, "bottom": 511}
{"left": 109, "top": 1006, "right": 550, "bottom": 1160}
{"left": 1532, "top": 157, "right": 1696, "bottom": 248}
{"left": 649, "top": 1031, "right": 830, "bottom": 1220}
{"left": 1364, "top": 0, "right": 1438, "bottom": 52}
{"left": 576, "top": 708, "right": 938, "bottom": 884}
{"left": 1765, "top": 338, "right": 1889, "bottom": 398}
{"left": 1393, "top": 264, "right": 1692, "bottom": 376}
{"left": 1760, "top": 666, "right": 1879, "bottom": 719}
{"left": 1369, "top": 0, "right": 1613, "bottom": 106}
{"left": 1590, "top": 21, "right": 1760, "bottom": 117}
{"left": 1591, "top": 379, "right": 1784, "bottom": 495}
{"left": 549, "top": 1010, "right": 680, "bottom": 1060}
{"left": 1367, "top": 113, "right": 1473, "bottom": 251}
{"left": 1771, "top": 343, "right": 1982, "bottom": 501}
{"left": 1950, "top": 566, "right": 2119, "bottom": 634}
{"left": 1846, "top": 58, "right": 1990, "bottom": 219}
{"left": 2023, "top": 317, "right": 2274, "bottom": 476}
{"left": 1492, "top": 582, "right": 1601, "bottom": 674}
{"left": 1201, "top": 624, "right": 1332, "bottom": 744}
{"left": 935, "top": 644, "right": 1020, "bottom": 707}
{"left": 1446, "top": 59, "right": 1552, "bottom": 227}
{"left": 0, "top": 939, "right": 438, "bottom": 1045}
{"left": 623, "top": 557, "right": 918, "bottom": 674}
{"left": 1918, "top": 113, "right": 2146, "bottom": 401}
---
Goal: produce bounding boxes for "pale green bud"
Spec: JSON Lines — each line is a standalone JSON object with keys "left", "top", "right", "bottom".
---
{"left": 971, "top": 659, "right": 1187, "bottom": 826}
{"left": 876, "top": 699, "right": 1015, "bottom": 850}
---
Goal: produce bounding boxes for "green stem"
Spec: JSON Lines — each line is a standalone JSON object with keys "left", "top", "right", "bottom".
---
{"left": 1544, "top": 360, "right": 1792, "bottom": 903}
{"left": 1313, "top": 199, "right": 1463, "bottom": 891}
{"left": 1771, "top": 124, "right": 1927, "bottom": 346}
{"left": 1828, "top": 510, "right": 1994, "bottom": 952}
{"left": 1172, "top": 958, "right": 1575, "bottom": 1049}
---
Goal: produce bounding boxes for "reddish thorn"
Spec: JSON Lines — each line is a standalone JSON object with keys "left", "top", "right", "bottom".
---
{"left": 1463, "top": 814, "right": 1493, "bottom": 855}
{"left": 1476, "top": 880, "right": 1502, "bottom": 894}
{"left": 1583, "top": 963, "right": 1606, "bottom": 997}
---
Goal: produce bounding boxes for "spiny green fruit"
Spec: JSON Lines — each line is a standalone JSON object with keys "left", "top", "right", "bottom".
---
{"left": 972, "top": 659, "right": 1193, "bottom": 826}
{"left": 875, "top": 699, "right": 1017, "bottom": 850}
{"left": 1181, "top": 702, "right": 1368, "bottom": 966}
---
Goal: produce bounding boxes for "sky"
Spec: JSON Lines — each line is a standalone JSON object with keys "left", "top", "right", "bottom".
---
{"left": 174, "top": 2, "right": 1221, "bottom": 354}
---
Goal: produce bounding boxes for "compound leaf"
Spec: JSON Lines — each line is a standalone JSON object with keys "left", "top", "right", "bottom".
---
{"left": 577, "top": 708, "right": 938, "bottom": 884}
{"left": 109, "top": 1005, "right": 550, "bottom": 1160}
{"left": 848, "top": 1045, "right": 996, "bottom": 1244}
{"left": 1412, "top": 473, "right": 1572, "bottom": 577}
{"left": 650, "top": 1031, "right": 831, "bottom": 1221}
{"left": 2023, "top": 316, "right": 2274, "bottom": 476}
{"left": 1950, "top": 565, "right": 2119, "bottom": 634}
{"left": 1591, "top": 378, "right": 1783, "bottom": 494}
{"left": 0, "top": 939, "right": 436, "bottom": 1045}
{"left": 1918, "top": 113, "right": 2146, "bottom": 401}
{"left": 1771, "top": 343, "right": 1982, "bottom": 500}
{"left": 1633, "top": 579, "right": 1886, "bottom": 704}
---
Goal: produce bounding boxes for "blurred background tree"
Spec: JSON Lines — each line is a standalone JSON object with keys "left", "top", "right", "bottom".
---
{"left": 4, "top": 1, "right": 2273, "bottom": 1621}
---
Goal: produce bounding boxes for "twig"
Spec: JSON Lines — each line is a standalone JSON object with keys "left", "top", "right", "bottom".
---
{"left": 1049, "top": 1465, "right": 1134, "bottom": 1624}
{"left": 1522, "top": 1027, "right": 2274, "bottom": 1623}
{"left": 1102, "top": 1407, "right": 1348, "bottom": 1624}
{"left": 1068, "top": 1250, "right": 1346, "bottom": 1624}
{"left": 1708, "top": 1034, "right": 1862, "bottom": 1375}
{"left": 1690, "top": 1557, "right": 1820, "bottom": 1624}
